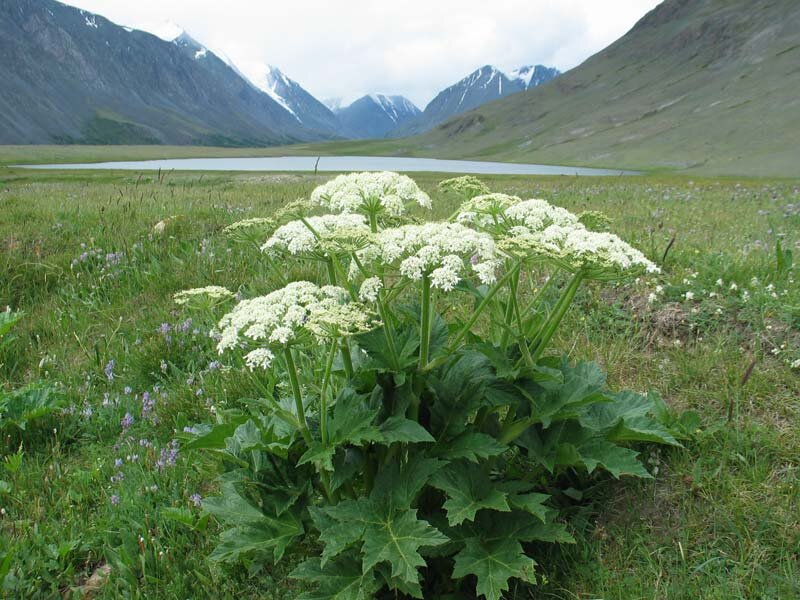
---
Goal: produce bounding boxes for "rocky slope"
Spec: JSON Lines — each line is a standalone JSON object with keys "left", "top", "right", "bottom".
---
{"left": 0, "top": 0, "right": 325, "bottom": 145}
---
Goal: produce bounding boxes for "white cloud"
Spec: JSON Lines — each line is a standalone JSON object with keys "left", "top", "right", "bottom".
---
{"left": 61, "top": 0, "right": 662, "bottom": 107}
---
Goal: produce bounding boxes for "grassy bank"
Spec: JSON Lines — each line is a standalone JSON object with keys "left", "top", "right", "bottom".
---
{"left": 1, "top": 166, "right": 798, "bottom": 598}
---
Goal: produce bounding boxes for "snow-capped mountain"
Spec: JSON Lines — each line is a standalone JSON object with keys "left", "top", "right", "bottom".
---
{"left": 508, "top": 64, "right": 561, "bottom": 89}
{"left": 323, "top": 97, "right": 346, "bottom": 112}
{"left": 336, "top": 94, "right": 421, "bottom": 139}
{"left": 394, "top": 64, "right": 559, "bottom": 136}
{"left": 241, "top": 66, "right": 340, "bottom": 136}
{"left": 0, "top": 1, "right": 327, "bottom": 145}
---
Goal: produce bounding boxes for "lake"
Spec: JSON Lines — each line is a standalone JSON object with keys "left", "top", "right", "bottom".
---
{"left": 18, "top": 155, "right": 637, "bottom": 176}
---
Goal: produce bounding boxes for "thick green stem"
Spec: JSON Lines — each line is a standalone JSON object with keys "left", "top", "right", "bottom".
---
{"left": 284, "top": 347, "right": 311, "bottom": 444}
{"left": 376, "top": 296, "right": 400, "bottom": 370}
{"left": 368, "top": 212, "right": 379, "bottom": 234}
{"left": 340, "top": 339, "right": 354, "bottom": 379}
{"left": 325, "top": 256, "right": 355, "bottom": 378}
{"left": 350, "top": 251, "right": 398, "bottom": 370}
{"left": 522, "top": 270, "right": 559, "bottom": 338}
{"left": 419, "top": 275, "right": 432, "bottom": 370}
{"left": 425, "top": 265, "right": 520, "bottom": 372}
{"left": 531, "top": 272, "right": 584, "bottom": 362}
{"left": 325, "top": 256, "right": 338, "bottom": 286}
{"left": 499, "top": 268, "right": 520, "bottom": 349}
{"left": 319, "top": 339, "right": 339, "bottom": 444}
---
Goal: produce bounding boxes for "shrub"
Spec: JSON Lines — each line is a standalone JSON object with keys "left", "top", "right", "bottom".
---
{"left": 179, "top": 172, "right": 685, "bottom": 599}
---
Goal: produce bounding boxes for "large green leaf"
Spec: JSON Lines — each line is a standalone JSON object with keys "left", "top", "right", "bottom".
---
{"left": 0, "top": 384, "right": 62, "bottom": 431}
{"left": 524, "top": 360, "right": 609, "bottom": 428}
{"left": 202, "top": 480, "right": 267, "bottom": 524}
{"left": 452, "top": 537, "right": 536, "bottom": 600}
{"left": 314, "top": 479, "right": 448, "bottom": 585}
{"left": 371, "top": 454, "right": 443, "bottom": 509}
{"left": 429, "top": 462, "right": 510, "bottom": 526}
{"left": 360, "top": 505, "right": 448, "bottom": 584}
{"left": 576, "top": 438, "right": 652, "bottom": 478}
{"left": 292, "top": 555, "right": 379, "bottom": 600}
{"left": 371, "top": 416, "right": 435, "bottom": 444}
{"left": 310, "top": 500, "right": 370, "bottom": 565}
{"left": 428, "top": 351, "right": 495, "bottom": 439}
{"left": 430, "top": 431, "right": 506, "bottom": 463}
{"left": 182, "top": 416, "right": 248, "bottom": 450}
{"left": 209, "top": 511, "right": 302, "bottom": 562}
{"left": 579, "top": 391, "right": 680, "bottom": 446}
{"left": 299, "top": 389, "right": 380, "bottom": 471}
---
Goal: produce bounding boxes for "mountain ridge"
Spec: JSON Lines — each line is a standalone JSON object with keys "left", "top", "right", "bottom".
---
{"left": 0, "top": 0, "right": 327, "bottom": 145}
{"left": 403, "top": 0, "right": 800, "bottom": 176}
{"left": 394, "top": 64, "right": 559, "bottom": 136}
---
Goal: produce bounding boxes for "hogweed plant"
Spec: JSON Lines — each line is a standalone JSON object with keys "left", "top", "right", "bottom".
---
{"left": 177, "top": 172, "right": 688, "bottom": 599}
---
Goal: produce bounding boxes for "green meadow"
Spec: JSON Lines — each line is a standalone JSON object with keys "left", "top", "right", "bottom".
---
{"left": 1, "top": 155, "right": 798, "bottom": 598}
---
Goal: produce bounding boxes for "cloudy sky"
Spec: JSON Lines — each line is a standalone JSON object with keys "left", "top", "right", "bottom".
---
{"left": 62, "top": 0, "right": 662, "bottom": 107}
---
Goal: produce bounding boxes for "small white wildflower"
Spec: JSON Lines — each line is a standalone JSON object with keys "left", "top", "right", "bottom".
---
{"left": 655, "top": 285, "right": 664, "bottom": 293}
{"left": 174, "top": 286, "right": 235, "bottom": 306}
{"left": 648, "top": 292, "right": 658, "bottom": 303}
{"left": 716, "top": 278, "right": 724, "bottom": 287}
{"left": 684, "top": 291, "right": 694, "bottom": 301}
{"left": 358, "top": 277, "right": 383, "bottom": 303}
{"left": 791, "top": 359, "right": 800, "bottom": 370}
{"left": 729, "top": 282, "right": 738, "bottom": 291}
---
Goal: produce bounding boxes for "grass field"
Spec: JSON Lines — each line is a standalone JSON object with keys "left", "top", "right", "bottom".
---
{"left": 1, "top": 159, "right": 798, "bottom": 598}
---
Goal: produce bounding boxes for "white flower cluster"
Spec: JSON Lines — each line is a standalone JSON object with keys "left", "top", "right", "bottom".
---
{"left": 455, "top": 193, "right": 522, "bottom": 226}
{"left": 438, "top": 175, "right": 490, "bottom": 199}
{"left": 217, "top": 282, "right": 376, "bottom": 357}
{"left": 244, "top": 348, "right": 275, "bottom": 371}
{"left": 503, "top": 199, "right": 581, "bottom": 231}
{"left": 311, "top": 171, "right": 432, "bottom": 216}
{"left": 358, "top": 277, "right": 383, "bottom": 303}
{"left": 500, "top": 224, "right": 659, "bottom": 277}
{"left": 262, "top": 214, "right": 371, "bottom": 256}
{"left": 223, "top": 217, "right": 275, "bottom": 235}
{"left": 358, "top": 222, "right": 500, "bottom": 290}
{"left": 173, "top": 286, "right": 235, "bottom": 306}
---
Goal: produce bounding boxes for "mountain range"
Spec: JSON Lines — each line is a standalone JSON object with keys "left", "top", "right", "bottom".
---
{"left": 0, "top": 0, "right": 559, "bottom": 144}
{"left": 397, "top": 64, "right": 560, "bottom": 136}
{"left": 400, "top": 0, "right": 800, "bottom": 176}
{"left": 0, "top": 0, "right": 321, "bottom": 145}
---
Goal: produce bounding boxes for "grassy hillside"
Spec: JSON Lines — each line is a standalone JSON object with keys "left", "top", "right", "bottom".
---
{"left": 401, "top": 0, "right": 800, "bottom": 177}
{"left": 1, "top": 168, "right": 798, "bottom": 597}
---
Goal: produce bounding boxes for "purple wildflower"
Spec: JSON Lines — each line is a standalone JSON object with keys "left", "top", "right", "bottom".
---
{"left": 114, "top": 458, "right": 124, "bottom": 468}
{"left": 104, "top": 359, "right": 115, "bottom": 381}
{"left": 121, "top": 412, "right": 134, "bottom": 429}
{"left": 189, "top": 493, "right": 202, "bottom": 507}
{"left": 110, "top": 495, "right": 120, "bottom": 506}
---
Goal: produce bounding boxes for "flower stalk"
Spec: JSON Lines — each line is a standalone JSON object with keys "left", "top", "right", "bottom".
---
{"left": 284, "top": 346, "right": 311, "bottom": 444}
